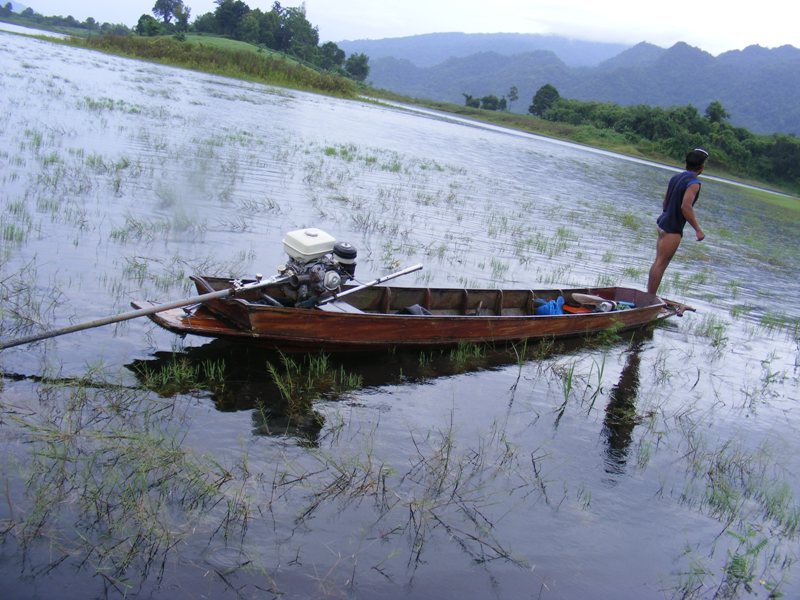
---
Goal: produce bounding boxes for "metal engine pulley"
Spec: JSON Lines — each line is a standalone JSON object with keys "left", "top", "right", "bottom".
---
{"left": 290, "top": 262, "right": 335, "bottom": 300}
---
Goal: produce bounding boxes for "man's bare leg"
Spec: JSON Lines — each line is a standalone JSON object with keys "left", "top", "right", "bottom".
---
{"left": 647, "top": 230, "right": 682, "bottom": 295}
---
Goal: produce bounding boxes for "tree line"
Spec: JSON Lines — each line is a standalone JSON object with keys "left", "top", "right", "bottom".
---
{"left": 462, "top": 86, "right": 520, "bottom": 112}
{"left": 464, "top": 82, "right": 799, "bottom": 189}
{"left": 529, "top": 84, "right": 800, "bottom": 189}
{"left": 1, "top": 1, "right": 369, "bottom": 82}
{"left": 135, "top": 0, "right": 369, "bottom": 81}
{"left": 0, "top": 2, "right": 130, "bottom": 34}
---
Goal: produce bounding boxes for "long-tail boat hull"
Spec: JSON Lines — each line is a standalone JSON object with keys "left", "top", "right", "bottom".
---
{"left": 132, "top": 276, "right": 688, "bottom": 352}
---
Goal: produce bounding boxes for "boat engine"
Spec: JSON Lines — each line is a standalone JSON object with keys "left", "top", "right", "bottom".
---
{"left": 276, "top": 228, "right": 357, "bottom": 304}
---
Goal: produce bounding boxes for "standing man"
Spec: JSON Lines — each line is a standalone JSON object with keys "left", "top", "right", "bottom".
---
{"left": 647, "top": 148, "right": 709, "bottom": 295}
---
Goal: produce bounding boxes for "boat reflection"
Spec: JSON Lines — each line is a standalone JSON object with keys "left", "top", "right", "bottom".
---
{"left": 127, "top": 330, "right": 658, "bottom": 446}
{"left": 126, "top": 337, "right": 578, "bottom": 441}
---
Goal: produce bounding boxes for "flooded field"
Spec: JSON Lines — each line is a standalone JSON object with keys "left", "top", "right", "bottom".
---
{"left": 1, "top": 31, "right": 799, "bottom": 599}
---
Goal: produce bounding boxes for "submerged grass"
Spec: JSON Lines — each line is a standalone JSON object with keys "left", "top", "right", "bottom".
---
{"left": 266, "top": 352, "right": 363, "bottom": 425}
{"left": 298, "top": 413, "right": 533, "bottom": 576}
{"left": 447, "top": 341, "right": 486, "bottom": 370}
{"left": 0, "top": 363, "right": 539, "bottom": 594}
{"left": 672, "top": 430, "right": 800, "bottom": 598}
{"left": 2, "top": 321, "right": 798, "bottom": 597}
{"left": 0, "top": 260, "right": 63, "bottom": 336}
{"left": 134, "top": 355, "right": 225, "bottom": 396}
{"left": 1, "top": 378, "right": 239, "bottom": 592}
{"left": 692, "top": 314, "right": 729, "bottom": 349}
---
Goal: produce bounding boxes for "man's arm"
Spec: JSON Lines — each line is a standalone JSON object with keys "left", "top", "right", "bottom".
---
{"left": 681, "top": 183, "right": 704, "bottom": 241}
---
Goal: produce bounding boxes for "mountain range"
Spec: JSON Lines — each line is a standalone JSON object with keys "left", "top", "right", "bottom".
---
{"left": 339, "top": 33, "right": 800, "bottom": 136}
{"left": 337, "top": 32, "right": 629, "bottom": 68}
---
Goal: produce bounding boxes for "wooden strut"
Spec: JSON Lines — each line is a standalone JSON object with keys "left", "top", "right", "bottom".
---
{"left": 0, "top": 276, "right": 290, "bottom": 351}
{"left": 315, "top": 264, "right": 423, "bottom": 306}
{"left": 662, "top": 298, "right": 697, "bottom": 317}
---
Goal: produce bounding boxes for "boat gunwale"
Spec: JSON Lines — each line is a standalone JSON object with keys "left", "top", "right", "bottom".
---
{"left": 197, "top": 276, "right": 667, "bottom": 317}
{"left": 133, "top": 291, "right": 677, "bottom": 352}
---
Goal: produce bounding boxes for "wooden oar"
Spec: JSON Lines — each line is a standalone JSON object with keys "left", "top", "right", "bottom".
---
{"left": 0, "top": 275, "right": 289, "bottom": 351}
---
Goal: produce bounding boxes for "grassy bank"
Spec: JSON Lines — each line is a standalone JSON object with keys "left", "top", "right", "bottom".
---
{"left": 182, "top": 33, "right": 300, "bottom": 63}
{"left": 371, "top": 90, "right": 671, "bottom": 158}
{"left": 65, "top": 34, "right": 357, "bottom": 98}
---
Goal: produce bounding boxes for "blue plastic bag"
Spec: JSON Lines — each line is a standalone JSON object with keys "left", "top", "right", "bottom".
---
{"left": 534, "top": 296, "right": 565, "bottom": 315}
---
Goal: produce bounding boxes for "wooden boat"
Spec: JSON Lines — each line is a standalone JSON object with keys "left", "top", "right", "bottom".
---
{"left": 132, "top": 275, "right": 689, "bottom": 352}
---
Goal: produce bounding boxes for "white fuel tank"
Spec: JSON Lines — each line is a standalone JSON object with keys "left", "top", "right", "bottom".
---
{"left": 282, "top": 228, "right": 336, "bottom": 262}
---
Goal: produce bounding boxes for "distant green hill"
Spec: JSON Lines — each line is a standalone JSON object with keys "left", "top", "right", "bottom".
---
{"left": 358, "top": 34, "right": 800, "bottom": 136}
{"left": 573, "top": 43, "right": 800, "bottom": 136}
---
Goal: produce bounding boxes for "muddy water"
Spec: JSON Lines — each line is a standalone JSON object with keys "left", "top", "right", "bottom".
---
{"left": 1, "top": 31, "right": 799, "bottom": 599}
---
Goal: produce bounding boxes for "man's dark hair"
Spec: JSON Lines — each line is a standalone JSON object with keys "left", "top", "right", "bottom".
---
{"left": 686, "top": 148, "right": 709, "bottom": 170}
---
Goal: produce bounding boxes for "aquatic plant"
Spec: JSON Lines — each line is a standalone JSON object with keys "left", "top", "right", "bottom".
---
{"left": 135, "top": 355, "right": 226, "bottom": 396}
{"left": 729, "top": 304, "right": 753, "bottom": 320}
{"left": 593, "top": 272, "right": 617, "bottom": 287}
{"left": 622, "top": 265, "right": 644, "bottom": 280}
{"left": 295, "top": 414, "right": 532, "bottom": 576}
{"left": 668, "top": 429, "right": 800, "bottom": 598}
{"left": 584, "top": 352, "right": 607, "bottom": 409}
{"left": 447, "top": 341, "right": 485, "bottom": 370}
{"left": 0, "top": 261, "right": 63, "bottom": 336}
{"left": 266, "top": 352, "right": 363, "bottom": 424}
{"left": 552, "top": 360, "right": 576, "bottom": 427}
{"left": 1, "top": 378, "right": 239, "bottom": 593}
{"left": 620, "top": 211, "right": 640, "bottom": 231}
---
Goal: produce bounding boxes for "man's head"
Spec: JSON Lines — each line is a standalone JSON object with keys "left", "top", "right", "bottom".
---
{"left": 686, "top": 148, "right": 709, "bottom": 171}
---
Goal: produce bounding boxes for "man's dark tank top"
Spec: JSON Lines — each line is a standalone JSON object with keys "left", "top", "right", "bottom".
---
{"left": 656, "top": 170, "right": 701, "bottom": 235}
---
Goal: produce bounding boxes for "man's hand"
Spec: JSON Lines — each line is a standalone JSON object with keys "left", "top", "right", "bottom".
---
{"left": 695, "top": 229, "right": 705, "bottom": 241}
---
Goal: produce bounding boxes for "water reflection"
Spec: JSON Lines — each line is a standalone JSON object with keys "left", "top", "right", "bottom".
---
{"left": 126, "top": 336, "right": 601, "bottom": 442}
{"left": 601, "top": 333, "right": 650, "bottom": 476}
{"left": 127, "top": 341, "right": 324, "bottom": 442}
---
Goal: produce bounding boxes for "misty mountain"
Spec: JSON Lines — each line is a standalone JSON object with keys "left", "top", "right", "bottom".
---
{"left": 373, "top": 51, "right": 572, "bottom": 105}
{"left": 353, "top": 34, "right": 800, "bottom": 136}
{"left": 337, "top": 32, "right": 630, "bottom": 68}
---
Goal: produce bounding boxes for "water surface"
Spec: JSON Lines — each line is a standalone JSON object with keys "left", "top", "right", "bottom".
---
{"left": 1, "top": 31, "right": 799, "bottom": 599}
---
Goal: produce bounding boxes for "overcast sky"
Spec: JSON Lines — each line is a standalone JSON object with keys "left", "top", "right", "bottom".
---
{"left": 21, "top": 0, "right": 800, "bottom": 56}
